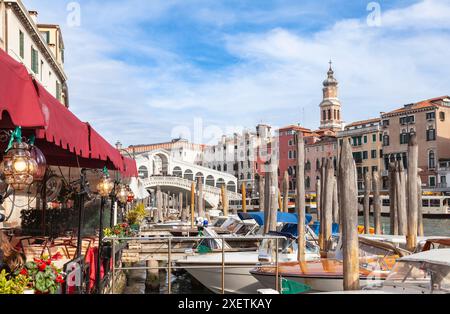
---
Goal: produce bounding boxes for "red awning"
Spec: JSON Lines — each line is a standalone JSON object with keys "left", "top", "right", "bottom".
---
{"left": 121, "top": 156, "right": 138, "bottom": 178}
{"left": 34, "top": 82, "right": 91, "bottom": 159}
{"left": 0, "top": 49, "right": 45, "bottom": 128}
{"left": 0, "top": 50, "right": 137, "bottom": 176}
{"left": 88, "top": 124, "right": 124, "bottom": 171}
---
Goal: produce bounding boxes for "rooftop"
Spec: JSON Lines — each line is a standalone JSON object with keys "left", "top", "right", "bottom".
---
{"left": 345, "top": 118, "right": 381, "bottom": 129}
{"left": 382, "top": 96, "right": 450, "bottom": 117}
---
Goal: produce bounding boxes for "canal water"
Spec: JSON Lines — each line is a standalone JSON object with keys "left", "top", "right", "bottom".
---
{"left": 127, "top": 218, "right": 449, "bottom": 294}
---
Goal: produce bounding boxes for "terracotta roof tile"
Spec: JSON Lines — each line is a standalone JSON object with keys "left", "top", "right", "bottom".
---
{"left": 346, "top": 118, "right": 380, "bottom": 128}
{"left": 383, "top": 96, "right": 450, "bottom": 116}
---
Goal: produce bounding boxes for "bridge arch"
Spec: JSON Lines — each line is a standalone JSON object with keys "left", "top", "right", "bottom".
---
{"left": 205, "top": 175, "right": 215, "bottom": 187}
{"left": 173, "top": 166, "right": 182, "bottom": 177}
{"left": 184, "top": 169, "right": 194, "bottom": 181}
{"left": 216, "top": 178, "right": 225, "bottom": 189}
{"left": 138, "top": 166, "right": 149, "bottom": 179}
{"left": 227, "top": 181, "right": 236, "bottom": 192}
{"left": 195, "top": 172, "right": 204, "bottom": 184}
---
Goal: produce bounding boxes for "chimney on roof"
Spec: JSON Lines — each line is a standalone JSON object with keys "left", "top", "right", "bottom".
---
{"left": 115, "top": 141, "right": 122, "bottom": 150}
{"left": 28, "top": 11, "right": 38, "bottom": 24}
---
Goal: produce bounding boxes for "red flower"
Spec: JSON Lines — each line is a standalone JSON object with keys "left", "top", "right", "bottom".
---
{"left": 38, "top": 263, "right": 47, "bottom": 272}
{"left": 34, "top": 258, "right": 43, "bottom": 264}
{"left": 56, "top": 275, "right": 64, "bottom": 284}
{"left": 51, "top": 252, "right": 63, "bottom": 261}
{"left": 20, "top": 268, "right": 28, "bottom": 276}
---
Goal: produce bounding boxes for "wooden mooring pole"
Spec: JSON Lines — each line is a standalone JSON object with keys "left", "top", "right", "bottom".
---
{"left": 407, "top": 134, "right": 418, "bottom": 251}
{"left": 295, "top": 132, "right": 306, "bottom": 262}
{"left": 269, "top": 158, "right": 278, "bottom": 232}
{"left": 417, "top": 176, "right": 424, "bottom": 236}
{"left": 190, "top": 182, "right": 195, "bottom": 228}
{"left": 321, "top": 159, "right": 333, "bottom": 252}
{"left": 339, "top": 139, "right": 360, "bottom": 291}
{"left": 373, "top": 171, "right": 382, "bottom": 234}
{"left": 388, "top": 163, "right": 398, "bottom": 235}
{"left": 396, "top": 161, "right": 407, "bottom": 235}
{"left": 197, "top": 177, "right": 205, "bottom": 218}
{"left": 332, "top": 176, "right": 339, "bottom": 225}
{"left": 264, "top": 166, "right": 271, "bottom": 234}
{"left": 363, "top": 171, "right": 371, "bottom": 234}
{"left": 241, "top": 183, "right": 247, "bottom": 213}
{"left": 259, "top": 176, "right": 265, "bottom": 212}
{"left": 283, "top": 171, "right": 289, "bottom": 213}
{"left": 316, "top": 178, "right": 321, "bottom": 223}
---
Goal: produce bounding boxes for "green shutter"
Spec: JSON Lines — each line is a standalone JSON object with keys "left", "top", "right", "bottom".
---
{"left": 19, "top": 31, "right": 24, "bottom": 58}
{"left": 31, "top": 48, "right": 39, "bottom": 74}
{"left": 56, "top": 81, "right": 62, "bottom": 101}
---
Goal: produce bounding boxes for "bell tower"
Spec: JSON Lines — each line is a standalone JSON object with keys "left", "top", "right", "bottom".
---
{"left": 319, "top": 61, "right": 343, "bottom": 131}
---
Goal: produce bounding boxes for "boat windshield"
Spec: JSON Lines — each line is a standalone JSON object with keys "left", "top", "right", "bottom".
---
{"left": 384, "top": 261, "right": 450, "bottom": 293}
{"left": 213, "top": 218, "right": 228, "bottom": 228}
{"left": 259, "top": 238, "right": 318, "bottom": 257}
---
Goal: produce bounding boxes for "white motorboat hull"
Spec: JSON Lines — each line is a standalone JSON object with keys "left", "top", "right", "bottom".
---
{"left": 177, "top": 251, "right": 320, "bottom": 294}
{"left": 251, "top": 272, "right": 385, "bottom": 293}
{"left": 186, "top": 265, "right": 263, "bottom": 294}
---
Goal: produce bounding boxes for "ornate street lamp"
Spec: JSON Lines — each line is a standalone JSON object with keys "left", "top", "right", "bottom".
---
{"left": 115, "top": 184, "right": 129, "bottom": 204}
{"left": 96, "top": 167, "right": 114, "bottom": 197}
{"left": 0, "top": 128, "right": 38, "bottom": 191}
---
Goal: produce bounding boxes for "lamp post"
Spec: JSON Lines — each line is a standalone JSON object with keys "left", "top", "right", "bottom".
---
{"left": 95, "top": 167, "right": 114, "bottom": 294}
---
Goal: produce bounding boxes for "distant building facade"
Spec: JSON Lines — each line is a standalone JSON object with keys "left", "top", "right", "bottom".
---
{"left": 337, "top": 118, "right": 383, "bottom": 191}
{"left": 278, "top": 125, "right": 312, "bottom": 191}
{"left": 203, "top": 124, "right": 272, "bottom": 195}
{"left": 381, "top": 96, "right": 450, "bottom": 190}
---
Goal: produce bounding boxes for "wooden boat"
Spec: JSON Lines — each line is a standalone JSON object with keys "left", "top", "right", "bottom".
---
{"left": 250, "top": 255, "right": 396, "bottom": 293}
{"left": 250, "top": 237, "right": 406, "bottom": 293}
{"left": 319, "top": 249, "right": 450, "bottom": 294}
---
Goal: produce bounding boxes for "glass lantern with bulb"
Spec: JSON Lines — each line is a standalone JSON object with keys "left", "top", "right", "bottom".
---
{"left": 115, "top": 184, "right": 129, "bottom": 204}
{"left": 96, "top": 167, "right": 114, "bottom": 198}
{"left": 0, "top": 141, "right": 38, "bottom": 191}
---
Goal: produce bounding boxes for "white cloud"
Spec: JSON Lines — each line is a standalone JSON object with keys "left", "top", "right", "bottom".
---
{"left": 21, "top": 0, "right": 450, "bottom": 146}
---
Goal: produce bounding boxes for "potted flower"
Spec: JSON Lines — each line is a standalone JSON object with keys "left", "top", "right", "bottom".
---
{"left": 19, "top": 253, "right": 65, "bottom": 294}
{"left": 126, "top": 204, "right": 146, "bottom": 231}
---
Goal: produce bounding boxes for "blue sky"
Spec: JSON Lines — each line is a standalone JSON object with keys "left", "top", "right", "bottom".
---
{"left": 23, "top": 0, "right": 450, "bottom": 146}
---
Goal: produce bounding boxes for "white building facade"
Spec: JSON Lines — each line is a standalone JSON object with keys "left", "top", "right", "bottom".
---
{"left": 203, "top": 124, "right": 272, "bottom": 194}
{"left": 0, "top": 0, "right": 68, "bottom": 105}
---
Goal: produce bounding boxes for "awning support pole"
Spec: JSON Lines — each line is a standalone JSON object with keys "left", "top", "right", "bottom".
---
{"left": 76, "top": 169, "right": 87, "bottom": 259}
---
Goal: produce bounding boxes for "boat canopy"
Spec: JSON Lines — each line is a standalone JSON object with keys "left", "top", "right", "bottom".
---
{"left": 238, "top": 212, "right": 312, "bottom": 226}
{"left": 399, "top": 249, "right": 450, "bottom": 267}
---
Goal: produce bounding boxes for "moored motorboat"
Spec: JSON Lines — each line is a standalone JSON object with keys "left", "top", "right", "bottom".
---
{"left": 250, "top": 237, "right": 407, "bottom": 293}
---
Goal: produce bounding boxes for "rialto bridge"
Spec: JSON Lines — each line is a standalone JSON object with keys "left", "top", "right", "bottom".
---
{"left": 134, "top": 149, "right": 241, "bottom": 208}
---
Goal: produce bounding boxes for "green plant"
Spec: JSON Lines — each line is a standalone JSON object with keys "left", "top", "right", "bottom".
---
{"left": 0, "top": 270, "right": 29, "bottom": 294}
{"left": 20, "top": 254, "right": 65, "bottom": 294}
{"left": 104, "top": 223, "right": 135, "bottom": 240}
{"left": 126, "top": 203, "right": 147, "bottom": 225}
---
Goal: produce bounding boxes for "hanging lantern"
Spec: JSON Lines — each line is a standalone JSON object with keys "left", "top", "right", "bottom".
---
{"left": 97, "top": 167, "right": 114, "bottom": 197}
{"left": 115, "top": 184, "right": 128, "bottom": 204}
{"left": 30, "top": 145, "right": 47, "bottom": 181}
{"left": 1, "top": 138, "right": 38, "bottom": 191}
{"left": 127, "top": 186, "right": 135, "bottom": 203}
